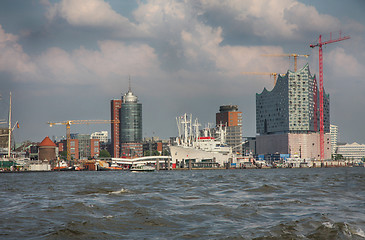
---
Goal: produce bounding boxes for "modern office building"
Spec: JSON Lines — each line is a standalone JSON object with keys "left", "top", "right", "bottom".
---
{"left": 337, "top": 142, "right": 365, "bottom": 160}
{"left": 120, "top": 87, "right": 143, "bottom": 158}
{"left": 216, "top": 105, "right": 242, "bottom": 151}
{"left": 256, "top": 63, "right": 331, "bottom": 159}
{"left": 91, "top": 131, "right": 108, "bottom": 143}
{"left": 111, "top": 84, "right": 143, "bottom": 158}
{"left": 330, "top": 124, "right": 338, "bottom": 155}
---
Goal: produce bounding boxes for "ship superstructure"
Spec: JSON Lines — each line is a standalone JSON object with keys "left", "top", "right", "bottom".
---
{"left": 170, "top": 113, "right": 235, "bottom": 168}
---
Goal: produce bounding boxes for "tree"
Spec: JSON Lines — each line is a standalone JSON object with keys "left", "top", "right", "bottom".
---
{"left": 60, "top": 151, "right": 67, "bottom": 159}
{"left": 144, "top": 150, "right": 151, "bottom": 156}
{"left": 99, "top": 149, "right": 111, "bottom": 158}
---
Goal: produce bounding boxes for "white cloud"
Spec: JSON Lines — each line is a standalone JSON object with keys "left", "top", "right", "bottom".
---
{"left": 197, "top": 0, "right": 344, "bottom": 41}
{"left": 45, "top": 0, "right": 137, "bottom": 36}
{"left": 326, "top": 47, "right": 364, "bottom": 78}
{"left": 0, "top": 25, "right": 37, "bottom": 79}
{"left": 33, "top": 40, "right": 161, "bottom": 90}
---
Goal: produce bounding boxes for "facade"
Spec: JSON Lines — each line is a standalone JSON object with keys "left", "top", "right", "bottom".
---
{"left": 78, "top": 134, "right": 91, "bottom": 160}
{"left": 91, "top": 131, "right": 108, "bottom": 143}
{"left": 337, "top": 142, "right": 365, "bottom": 160}
{"left": 330, "top": 124, "right": 338, "bottom": 155}
{"left": 110, "top": 99, "right": 122, "bottom": 157}
{"left": 216, "top": 105, "right": 242, "bottom": 150}
{"left": 76, "top": 134, "right": 100, "bottom": 159}
{"left": 90, "top": 139, "right": 100, "bottom": 158}
{"left": 243, "top": 137, "right": 256, "bottom": 156}
{"left": 143, "top": 137, "right": 170, "bottom": 156}
{"left": 69, "top": 139, "right": 79, "bottom": 159}
{"left": 256, "top": 64, "right": 331, "bottom": 159}
{"left": 121, "top": 142, "right": 143, "bottom": 158}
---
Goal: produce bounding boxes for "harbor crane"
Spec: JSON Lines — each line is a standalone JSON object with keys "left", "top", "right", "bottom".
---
{"left": 261, "top": 53, "right": 310, "bottom": 72}
{"left": 241, "top": 72, "right": 278, "bottom": 85}
{"left": 48, "top": 120, "right": 118, "bottom": 161}
{"left": 310, "top": 31, "right": 350, "bottom": 161}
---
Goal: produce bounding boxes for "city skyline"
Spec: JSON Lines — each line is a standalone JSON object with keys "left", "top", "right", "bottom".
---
{"left": 0, "top": 0, "right": 364, "bottom": 144}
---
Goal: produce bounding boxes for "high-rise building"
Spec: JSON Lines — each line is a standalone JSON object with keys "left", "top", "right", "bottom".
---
{"left": 330, "top": 124, "right": 338, "bottom": 155}
{"left": 216, "top": 105, "right": 242, "bottom": 150}
{"left": 110, "top": 84, "right": 143, "bottom": 158}
{"left": 256, "top": 64, "right": 331, "bottom": 159}
{"left": 110, "top": 99, "right": 121, "bottom": 157}
{"left": 120, "top": 87, "right": 143, "bottom": 158}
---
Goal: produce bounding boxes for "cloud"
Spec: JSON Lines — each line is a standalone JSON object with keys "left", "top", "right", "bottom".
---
{"left": 326, "top": 47, "right": 364, "bottom": 78}
{"left": 196, "top": 0, "right": 347, "bottom": 44}
{"left": 0, "top": 25, "right": 37, "bottom": 80}
{"left": 44, "top": 0, "right": 138, "bottom": 36}
{"left": 33, "top": 40, "right": 161, "bottom": 91}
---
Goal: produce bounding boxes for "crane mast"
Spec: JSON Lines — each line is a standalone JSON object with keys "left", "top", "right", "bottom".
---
{"left": 241, "top": 72, "right": 278, "bottom": 85}
{"left": 310, "top": 32, "right": 350, "bottom": 161}
{"left": 48, "top": 120, "right": 118, "bottom": 161}
{"left": 262, "top": 53, "right": 309, "bottom": 72}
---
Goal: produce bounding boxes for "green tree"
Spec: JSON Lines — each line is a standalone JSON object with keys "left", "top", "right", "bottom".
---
{"left": 99, "top": 149, "right": 111, "bottom": 158}
{"left": 152, "top": 150, "right": 160, "bottom": 156}
{"left": 144, "top": 150, "right": 151, "bottom": 156}
{"left": 60, "top": 151, "right": 67, "bottom": 159}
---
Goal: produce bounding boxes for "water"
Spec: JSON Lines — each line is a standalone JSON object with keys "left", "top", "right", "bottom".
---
{"left": 1, "top": 168, "right": 364, "bottom": 239}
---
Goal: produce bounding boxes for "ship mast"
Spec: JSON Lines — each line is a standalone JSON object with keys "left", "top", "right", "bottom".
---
{"left": 8, "top": 92, "right": 12, "bottom": 159}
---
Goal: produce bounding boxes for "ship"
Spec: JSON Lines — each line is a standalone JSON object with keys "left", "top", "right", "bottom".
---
{"left": 169, "top": 113, "right": 237, "bottom": 168}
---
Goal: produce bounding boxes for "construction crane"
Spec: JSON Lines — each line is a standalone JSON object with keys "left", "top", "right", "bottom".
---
{"left": 241, "top": 72, "right": 278, "bottom": 85}
{"left": 310, "top": 31, "right": 350, "bottom": 161}
{"left": 48, "top": 120, "right": 119, "bottom": 161}
{"left": 262, "top": 53, "right": 310, "bottom": 72}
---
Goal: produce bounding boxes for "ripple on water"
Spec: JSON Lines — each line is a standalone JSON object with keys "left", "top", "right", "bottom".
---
{"left": 1, "top": 168, "right": 364, "bottom": 239}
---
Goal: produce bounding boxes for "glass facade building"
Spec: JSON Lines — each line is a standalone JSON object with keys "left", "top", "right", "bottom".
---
{"left": 256, "top": 63, "right": 330, "bottom": 135}
{"left": 120, "top": 90, "right": 142, "bottom": 144}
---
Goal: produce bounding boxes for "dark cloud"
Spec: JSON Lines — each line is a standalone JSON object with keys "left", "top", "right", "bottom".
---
{"left": 0, "top": 0, "right": 364, "bottom": 145}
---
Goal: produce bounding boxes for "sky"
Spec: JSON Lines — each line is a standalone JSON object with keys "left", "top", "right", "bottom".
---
{"left": 0, "top": 0, "right": 364, "bottom": 144}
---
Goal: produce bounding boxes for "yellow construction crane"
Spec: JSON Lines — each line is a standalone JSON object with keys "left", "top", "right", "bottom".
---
{"left": 241, "top": 72, "right": 278, "bottom": 85}
{"left": 261, "top": 53, "right": 309, "bottom": 72}
{"left": 47, "top": 120, "right": 119, "bottom": 161}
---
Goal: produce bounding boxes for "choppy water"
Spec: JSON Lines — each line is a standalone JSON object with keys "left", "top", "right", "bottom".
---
{"left": 1, "top": 168, "right": 365, "bottom": 239}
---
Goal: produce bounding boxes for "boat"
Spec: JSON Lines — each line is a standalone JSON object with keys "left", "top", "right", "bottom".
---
{"left": 97, "top": 160, "right": 125, "bottom": 171}
{"left": 169, "top": 113, "right": 237, "bottom": 168}
{"left": 130, "top": 164, "right": 155, "bottom": 172}
{"left": 53, "top": 160, "right": 74, "bottom": 171}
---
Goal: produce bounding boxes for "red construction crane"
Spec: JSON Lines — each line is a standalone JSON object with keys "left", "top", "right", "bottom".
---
{"left": 310, "top": 31, "right": 350, "bottom": 161}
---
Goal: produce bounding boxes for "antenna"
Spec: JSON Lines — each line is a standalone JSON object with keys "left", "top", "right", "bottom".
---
{"left": 128, "top": 75, "right": 132, "bottom": 92}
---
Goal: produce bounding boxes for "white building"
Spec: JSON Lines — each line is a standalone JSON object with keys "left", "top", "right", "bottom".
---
{"left": 337, "top": 142, "right": 365, "bottom": 161}
{"left": 91, "top": 131, "right": 108, "bottom": 143}
{"left": 330, "top": 124, "right": 338, "bottom": 155}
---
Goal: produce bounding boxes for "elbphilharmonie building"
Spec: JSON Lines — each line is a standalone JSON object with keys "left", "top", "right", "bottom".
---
{"left": 256, "top": 64, "right": 331, "bottom": 160}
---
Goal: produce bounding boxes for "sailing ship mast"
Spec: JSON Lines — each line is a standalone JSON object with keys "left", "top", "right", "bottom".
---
{"left": 8, "top": 92, "right": 12, "bottom": 159}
